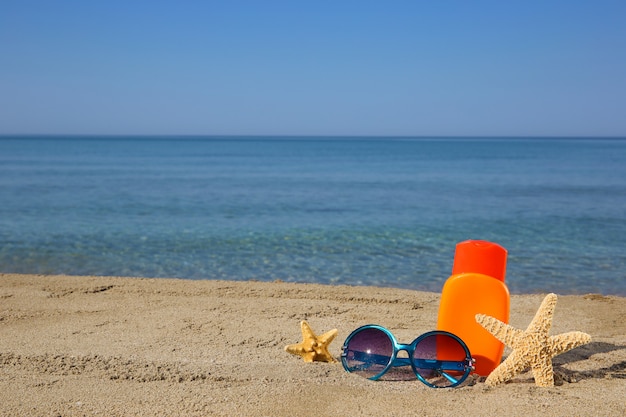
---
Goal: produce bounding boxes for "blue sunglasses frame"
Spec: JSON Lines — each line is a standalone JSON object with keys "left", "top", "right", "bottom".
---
{"left": 341, "top": 325, "right": 475, "bottom": 388}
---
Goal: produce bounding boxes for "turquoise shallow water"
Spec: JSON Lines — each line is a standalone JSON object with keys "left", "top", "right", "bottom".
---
{"left": 0, "top": 136, "right": 625, "bottom": 295}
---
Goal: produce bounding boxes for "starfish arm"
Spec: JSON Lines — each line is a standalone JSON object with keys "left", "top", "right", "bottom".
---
{"left": 526, "top": 293, "right": 557, "bottom": 334}
{"left": 285, "top": 341, "right": 320, "bottom": 362}
{"left": 284, "top": 343, "right": 305, "bottom": 355}
{"left": 313, "top": 329, "right": 339, "bottom": 363}
{"left": 476, "top": 314, "right": 524, "bottom": 347}
{"left": 531, "top": 353, "right": 556, "bottom": 387}
{"left": 300, "top": 321, "right": 317, "bottom": 340}
{"left": 548, "top": 331, "right": 592, "bottom": 356}
{"left": 318, "top": 328, "right": 338, "bottom": 345}
{"left": 313, "top": 347, "right": 337, "bottom": 363}
{"left": 485, "top": 350, "right": 529, "bottom": 386}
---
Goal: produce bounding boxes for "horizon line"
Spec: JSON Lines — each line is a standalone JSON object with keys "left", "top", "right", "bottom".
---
{"left": 1, "top": 133, "right": 626, "bottom": 140}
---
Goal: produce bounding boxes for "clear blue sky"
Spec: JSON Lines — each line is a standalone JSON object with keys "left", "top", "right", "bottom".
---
{"left": 1, "top": 1, "right": 625, "bottom": 136}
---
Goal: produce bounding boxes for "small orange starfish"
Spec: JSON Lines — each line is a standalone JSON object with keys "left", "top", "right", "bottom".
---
{"left": 476, "top": 293, "right": 591, "bottom": 387}
{"left": 284, "top": 321, "right": 338, "bottom": 363}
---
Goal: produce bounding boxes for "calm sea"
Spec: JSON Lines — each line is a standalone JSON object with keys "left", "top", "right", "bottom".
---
{"left": 0, "top": 136, "right": 624, "bottom": 295}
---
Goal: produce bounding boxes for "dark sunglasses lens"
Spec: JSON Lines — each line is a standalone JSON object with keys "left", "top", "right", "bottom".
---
{"left": 344, "top": 328, "right": 393, "bottom": 379}
{"left": 412, "top": 333, "right": 469, "bottom": 388}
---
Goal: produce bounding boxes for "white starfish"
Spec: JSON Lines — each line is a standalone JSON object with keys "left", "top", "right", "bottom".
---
{"left": 476, "top": 293, "right": 591, "bottom": 387}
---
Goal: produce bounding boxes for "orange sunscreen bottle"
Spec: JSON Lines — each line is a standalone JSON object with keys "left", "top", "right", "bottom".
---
{"left": 436, "top": 240, "right": 509, "bottom": 376}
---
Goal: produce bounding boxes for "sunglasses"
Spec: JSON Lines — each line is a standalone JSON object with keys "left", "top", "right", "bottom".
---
{"left": 341, "top": 325, "right": 475, "bottom": 388}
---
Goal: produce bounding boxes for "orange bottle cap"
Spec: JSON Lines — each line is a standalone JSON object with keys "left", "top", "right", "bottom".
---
{"left": 452, "top": 240, "right": 507, "bottom": 282}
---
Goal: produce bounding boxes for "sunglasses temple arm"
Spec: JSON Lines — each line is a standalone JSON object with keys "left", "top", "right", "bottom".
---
{"left": 350, "top": 351, "right": 415, "bottom": 368}
{"left": 349, "top": 350, "right": 394, "bottom": 366}
{"left": 412, "top": 359, "right": 471, "bottom": 371}
{"left": 440, "top": 371, "right": 461, "bottom": 384}
{"left": 348, "top": 353, "right": 471, "bottom": 371}
{"left": 392, "top": 358, "right": 412, "bottom": 367}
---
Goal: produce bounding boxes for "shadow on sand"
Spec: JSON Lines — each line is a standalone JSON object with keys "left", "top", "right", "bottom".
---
{"left": 553, "top": 341, "right": 626, "bottom": 384}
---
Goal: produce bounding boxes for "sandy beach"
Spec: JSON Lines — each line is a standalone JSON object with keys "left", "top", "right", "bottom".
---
{"left": 0, "top": 273, "right": 624, "bottom": 416}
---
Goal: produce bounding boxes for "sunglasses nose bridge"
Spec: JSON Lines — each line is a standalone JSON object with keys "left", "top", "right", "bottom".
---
{"left": 395, "top": 343, "right": 413, "bottom": 356}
